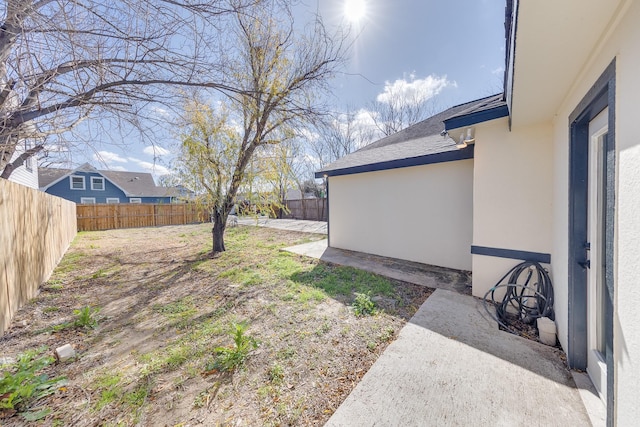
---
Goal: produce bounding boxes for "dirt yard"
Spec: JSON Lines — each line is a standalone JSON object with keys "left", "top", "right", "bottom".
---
{"left": 0, "top": 224, "right": 432, "bottom": 426}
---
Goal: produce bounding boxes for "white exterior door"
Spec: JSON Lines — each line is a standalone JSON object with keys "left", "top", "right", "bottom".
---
{"left": 587, "top": 108, "right": 608, "bottom": 400}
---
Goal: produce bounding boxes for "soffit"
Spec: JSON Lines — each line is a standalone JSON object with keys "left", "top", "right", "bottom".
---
{"left": 510, "top": 0, "right": 622, "bottom": 127}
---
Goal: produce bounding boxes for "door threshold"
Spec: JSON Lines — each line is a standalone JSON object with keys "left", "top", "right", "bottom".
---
{"left": 571, "top": 370, "right": 606, "bottom": 427}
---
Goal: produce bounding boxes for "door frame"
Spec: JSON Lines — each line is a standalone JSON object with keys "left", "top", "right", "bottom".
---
{"left": 568, "top": 59, "right": 616, "bottom": 425}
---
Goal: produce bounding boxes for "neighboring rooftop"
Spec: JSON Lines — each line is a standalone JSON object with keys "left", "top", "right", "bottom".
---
{"left": 39, "top": 164, "right": 185, "bottom": 198}
{"left": 316, "top": 94, "right": 505, "bottom": 178}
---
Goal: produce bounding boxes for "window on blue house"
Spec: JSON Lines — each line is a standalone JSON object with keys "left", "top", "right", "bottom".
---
{"left": 70, "top": 175, "right": 85, "bottom": 190}
{"left": 129, "top": 198, "right": 142, "bottom": 203}
{"left": 91, "top": 176, "right": 105, "bottom": 190}
{"left": 80, "top": 197, "right": 95, "bottom": 204}
{"left": 106, "top": 198, "right": 120, "bottom": 204}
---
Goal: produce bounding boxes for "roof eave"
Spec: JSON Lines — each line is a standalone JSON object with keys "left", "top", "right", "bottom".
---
{"left": 443, "top": 105, "right": 510, "bottom": 131}
{"left": 315, "top": 145, "right": 474, "bottom": 178}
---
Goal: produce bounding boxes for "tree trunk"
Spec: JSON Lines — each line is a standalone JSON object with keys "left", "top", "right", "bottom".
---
{"left": 212, "top": 210, "right": 228, "bottom": 254}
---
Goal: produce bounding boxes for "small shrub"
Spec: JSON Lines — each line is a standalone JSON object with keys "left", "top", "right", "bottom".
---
{"left": 73, "top": 306, "right": 100, "bottom": 329}
{"left": 0, "top": 347, "right": 67, "bottom": 420}
{"left": 211, "top": 322, "right": 258, "bottom": 372}
{"left": 353, "top": 293, "right": 375, "bottom": 317}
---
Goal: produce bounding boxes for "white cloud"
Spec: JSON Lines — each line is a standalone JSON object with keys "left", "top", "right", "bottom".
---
{"left": 143, "top": 146, "right": 171, "bottom": 157}
{"left": 128, "top": 157, "right": 171, "bottom": 176}
{"left": 492, "top": 66, "right": 505, "bottom": 75}
{"left": 150, "top": 105, "right": 171, "bottom": 118}
{"left": 376, "top": 74, "right": 454, "bottom": 106}
{"left": 353, "top": 108, "right": 378, "bottom": 129}
{"left": 107, "top": 165, "right": 127, "bottom": 171}
{"left": 298, "top": 127, "right": 320, "bottom": 143}
{"left": 94, "top": 150, "right": 127, "bottom": 163}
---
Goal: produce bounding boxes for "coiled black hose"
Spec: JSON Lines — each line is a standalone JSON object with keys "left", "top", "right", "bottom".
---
{"left": 483, "top": 261, "right": 554, "bottom": 333}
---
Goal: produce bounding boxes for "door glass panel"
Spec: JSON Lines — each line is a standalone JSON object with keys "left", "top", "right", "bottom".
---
{"left": 595, "top": 133, "right": 607, "bottom": 357}
{"left": 587, "top": 108, "right": 608, "bottom": 401}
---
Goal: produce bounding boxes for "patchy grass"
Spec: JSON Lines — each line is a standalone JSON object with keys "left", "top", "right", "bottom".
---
{"left": 54, "top": 251, "right": 86, "bottom": 274}
{"left": 0, "top": 224, "right": 432, "bottom": 426}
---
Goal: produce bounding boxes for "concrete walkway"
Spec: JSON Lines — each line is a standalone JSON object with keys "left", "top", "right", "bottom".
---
{"left": 326, "top": 289, "right": 592, "bottom": 426}
{"left": 237, "top": 217, "right": 327, "bottom": 234}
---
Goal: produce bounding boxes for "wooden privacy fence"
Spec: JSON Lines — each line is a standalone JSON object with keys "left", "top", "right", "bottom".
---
{"left": 76, "top": 203, "right": 210, "bottom": 231}
{"left": 1, "top": 180, "right": 77, "bottom": 335}
{"left": 283, "top": 198, "right": 327, "bottom": 221}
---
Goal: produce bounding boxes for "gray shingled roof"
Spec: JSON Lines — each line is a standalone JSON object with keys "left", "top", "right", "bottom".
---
{"left": 38, "top": 167, "right": 71, "bottom": 188}
{"left": 38, "top": 166, "right": 180, "bottom": 197}
{"left": 318, "top": 134, "right": 460, "bottom": 174}
{"left": 318, "top": 94, "right": 504, "bottom": 175}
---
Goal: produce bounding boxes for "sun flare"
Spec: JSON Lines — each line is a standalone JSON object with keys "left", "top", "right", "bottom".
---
{"left": 344, "top": 0, "right": 366, "bottom": 23}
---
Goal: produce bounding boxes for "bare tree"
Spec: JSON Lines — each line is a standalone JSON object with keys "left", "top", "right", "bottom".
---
{"left": 309, "top": 107, "right": 376, "bottom": 169}
{"left": 263, "top": 136, "right": 320, "bottom": 219}
{"left": 177, "top": 1, "right": 345, "bottom": 253}
{"left": 0, "top": 0, "right": 253, "bottom": 179}
{"left": 368, "top": 86, "right": 440, "bottom": 136}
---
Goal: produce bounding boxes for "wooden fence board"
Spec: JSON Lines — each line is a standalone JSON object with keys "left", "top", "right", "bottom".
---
{"left": 283, "top": 198, "right": 327, "bottom": 221}
{"left": 76, "top": 203, "right": 210, "bottom": 231}
{"left": 1, "top": 180, "right": 76, "bottom": 335}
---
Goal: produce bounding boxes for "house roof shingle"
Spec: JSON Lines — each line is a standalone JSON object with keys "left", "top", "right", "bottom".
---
{"left": 316, "top": 94, "right": 505, "bottom": 177}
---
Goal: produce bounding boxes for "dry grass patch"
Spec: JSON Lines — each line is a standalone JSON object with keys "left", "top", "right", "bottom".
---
{"left": 0, "top": 224, "right": 431, "bottom": 426}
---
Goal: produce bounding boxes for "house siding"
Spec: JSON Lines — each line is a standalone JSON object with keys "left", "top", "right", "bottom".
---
{"left": 45, "top": 171, "right": 128, "bottom": 203}
{"left": 6, "top": 148, "right": 38, "bottom": 189}
{"left": 44, "top": 171, "right": 172, "bottom": 204}
{"left": 328, "top": 159, "right": 473, "bottom": 271}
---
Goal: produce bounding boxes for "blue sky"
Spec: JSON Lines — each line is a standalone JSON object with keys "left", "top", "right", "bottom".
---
{"left": 84, "top": 0, "right": 507, "bottom": 179}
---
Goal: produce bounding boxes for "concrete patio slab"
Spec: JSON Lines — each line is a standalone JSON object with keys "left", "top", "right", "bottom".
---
{"left": 237, "top": 217, "right": 327, "bottom": 234}
{"left": 284, "top": 239, "right": 471, "bottom": 294}
{"left": 326, "top": 289, "right": 591, "bottom": 427}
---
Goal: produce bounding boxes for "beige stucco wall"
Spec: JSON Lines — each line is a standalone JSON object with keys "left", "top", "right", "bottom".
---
{"left": 548, "top": 1, "right": 640, "bottom": 422}
{"left": 328, "top": 159, "right": 473, "bottom": 271}
{"left": 469, "top": 118, "right": 554, "bottom": 298}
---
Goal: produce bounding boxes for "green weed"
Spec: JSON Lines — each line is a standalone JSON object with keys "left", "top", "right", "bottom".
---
{"left": 210, "top": 322, "right": 258, "bottom": 372}
{"left": 378, "top": 326, "right": 395, "bottom": 343}
{"left": 352, "top": 293, "right": 375, "bottom": 317}
{"left": 0, "top": 347, "right": 67, "bottom": 420}
{"left": 73, "top": 306, "right": 100, "bottom": 329}
{"left": 267, "top": 364, "right": 284, "bottom": 385}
